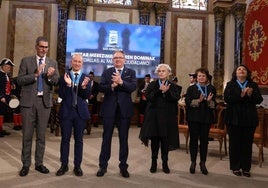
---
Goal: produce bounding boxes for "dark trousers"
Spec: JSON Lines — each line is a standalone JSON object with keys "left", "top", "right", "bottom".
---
{"left": 60, "top": 107, "right": 86, "bottom": 167}
{"left": 151, "top": 136, "right": 169, "bottom": 162}
{"left": 99, "top": 116, "right": 130, "bottom": 170}
{"left": 188, "top": 121, "right": 210, "bottom": 162}
{"left": 227, "top": 125, "right": 256, "bottom": 172}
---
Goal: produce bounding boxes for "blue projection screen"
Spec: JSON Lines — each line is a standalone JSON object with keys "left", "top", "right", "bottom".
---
{"left": 66, "top": 20, "right": 161, "bottom": 78}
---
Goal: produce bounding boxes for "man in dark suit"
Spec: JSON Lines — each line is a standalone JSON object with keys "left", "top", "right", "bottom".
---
{"left": 88, "top": 71, "right": 99, "bottom": 127}
{"left": 55, "top": 53, "right": 90, "bottom": 177}
{"left": 96, "top": 50, "right": 137, "bottom": 178}
{"left": 17, "top": 36, "right": 60, "bottom": 176}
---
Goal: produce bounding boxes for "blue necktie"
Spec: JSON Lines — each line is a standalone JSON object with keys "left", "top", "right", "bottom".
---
{"left": 118, "top": 69, "right": 122, "bottom": 75}
{"left": 37, "top": 58, "right": 43, "bottom": 92}
{"left": 73, "top": 73, "right": 79, "bottom": 106}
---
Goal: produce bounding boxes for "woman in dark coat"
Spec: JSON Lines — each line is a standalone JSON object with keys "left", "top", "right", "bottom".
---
{"left": 185, "top": 67, "right": 216, "bottom": 175}
{"left": 224, "top": 65, "right": 263, "bottom": 177}
{"left": 140, "top": 64, "right": 181, "bottom": 174}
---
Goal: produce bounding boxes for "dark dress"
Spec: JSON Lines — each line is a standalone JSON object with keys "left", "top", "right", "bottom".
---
{"left": 224, "top": 80, "right": 263, "bottom": 172}
{"left": 140, "top": 80, "right": 181, "bottom": 149}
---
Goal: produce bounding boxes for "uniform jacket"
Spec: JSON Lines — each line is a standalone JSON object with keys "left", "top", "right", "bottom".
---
{"left": 0, "top": 71, "right": 12, "bottom": 102}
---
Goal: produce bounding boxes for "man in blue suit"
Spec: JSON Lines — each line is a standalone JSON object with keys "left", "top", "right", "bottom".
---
{"left": 56, "top": 53, "right": 90, "bottom": 177}
{"left": 96, "top": 50, "right": 137, "bottom": 178}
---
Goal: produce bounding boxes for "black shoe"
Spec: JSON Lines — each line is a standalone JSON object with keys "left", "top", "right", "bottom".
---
{"left": 0, "top": 132, "right": 4, "bottom": 137}
{"left": 19, "top": 166, "right": 29, "bottom": 177}
{"left": 189, "top": 162, "right": 196, "bottom": 174}
{"left": 150, "top": 160, "right": 157, "bottom": 173}
{"left": 2, "top": 130, "right": 11, "bottom": 135}
{"left": 35, "top": 165, "right": 49, "bottom": 174}
{"left": 162, "top": 162, "right": 170, "bottom": 174}
{"left": 13, "top": 126, "right": 22, "bottom": 130}
{"left": 96, "top": 168, "right": 107, "bottom": 177}
{"left": 120, "top": 169, "right": 130, "bottom": 178}
{"left": 73, "top": 167, "right": 83, "bottom": 176}
{"left": 242, "top": 171, "right": 251, "bottom": 177}
{"left": 233, "top": 170, "right": 242, "bottom": 176}
{"left": 208, "top": 137, "right": 214, "bottom": 141}
{"left": 199, "top": 162, "right": 208, "bottom": 175}
{"left": 56, "top": 165, "right": 68, "bottom": 176}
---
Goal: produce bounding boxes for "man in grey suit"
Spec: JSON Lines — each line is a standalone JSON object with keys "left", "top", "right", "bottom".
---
{"left": 17, "top": 36, "right": 60, "bottom": 176}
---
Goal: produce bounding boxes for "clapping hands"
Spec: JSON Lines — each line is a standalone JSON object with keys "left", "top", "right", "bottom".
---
{"left": 241, "top": 87, "right": 253, "bottom": 97}
{"left": 159, "top": 82, "right": 170, "bottom": 93}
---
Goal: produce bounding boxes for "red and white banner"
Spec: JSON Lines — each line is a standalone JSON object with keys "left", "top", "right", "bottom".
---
{"left": 243, "top": 0, "right": 268, "bottom": 86}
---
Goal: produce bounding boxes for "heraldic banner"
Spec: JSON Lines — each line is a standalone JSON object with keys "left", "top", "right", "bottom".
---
{"left": 243, "top": 0, "right": 268, "bottom": 86}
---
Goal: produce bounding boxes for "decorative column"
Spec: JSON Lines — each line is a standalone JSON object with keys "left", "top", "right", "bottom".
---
{"left": 231, "top": 3, "right": 247, "bottom": 67}
{"left": 155, "top": 2, "right": 169, "bottom": 64}
{"left": 56, "top": 0, "right": 70, "bottom": 75}
{"left": 213, "top": 7, "right": 226, "bottom": 99}
{"left": 138, "top": 1, "right": 154, "bottom": 25}
{"left": 73, "top": 0, "right": 88, "bottom": 20}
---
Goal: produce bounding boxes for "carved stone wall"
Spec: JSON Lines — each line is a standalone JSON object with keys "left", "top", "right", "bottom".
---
{"left": 6, "top": 1, "right": 52, "bottom": 76}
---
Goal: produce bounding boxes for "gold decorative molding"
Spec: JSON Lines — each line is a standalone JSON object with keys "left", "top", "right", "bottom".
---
{"left": 154, "top": 2, "right": 170, "bottom": 16}
{"left": 213, "top": 6, "right": 227, "bottom": 21}
{"left": 138, "top": 1, "right": 154, "bottom": 14}
{"left": 71, "top": 0, "right": 88, "bottom": 9}
{"left": 230, "top": 2, "right": 246, "bottom": 18}
{"left": 56, "top": 0, "right": 70, "bottom": 8}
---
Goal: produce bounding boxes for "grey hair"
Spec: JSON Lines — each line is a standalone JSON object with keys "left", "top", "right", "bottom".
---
{"left": 154, "top": 64, "right": 172, "bottom": 74}
{"left": 71, "top": 53, "right": 83, "bottom": 59}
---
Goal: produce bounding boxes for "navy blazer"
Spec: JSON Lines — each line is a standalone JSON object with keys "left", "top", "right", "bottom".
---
{"left": 58, "top": 72, "right": 90, "bottom": 120}
{"left": 99, "top": 66, "right": 137, "bottom": 118}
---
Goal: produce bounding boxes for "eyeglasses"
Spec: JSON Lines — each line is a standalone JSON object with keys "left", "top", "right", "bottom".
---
{"left": 38, "top": 45, "right": 49, "bottom": 49}
{"left": 113, "top": 57, "right": 124, "bottom": 60}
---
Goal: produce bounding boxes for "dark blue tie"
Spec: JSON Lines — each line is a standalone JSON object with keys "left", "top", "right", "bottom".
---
{"left": 37, "top": 58, "right": 43, "bottom": 92}
{"left": 118, "top": 69, "right": 122, "bottom": 75}
{"left": 73, "top": 73, "right": 79, "bottom": 106}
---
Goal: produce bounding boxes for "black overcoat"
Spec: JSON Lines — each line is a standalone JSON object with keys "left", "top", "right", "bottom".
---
{"left": 185, "top": 84, "right": 216, "bottom": 124}
{"left": 139, "top": 80, "right": 181, "bottom": 148}
{"left": 224, "top": 80, "right": 263, "bottom": 127}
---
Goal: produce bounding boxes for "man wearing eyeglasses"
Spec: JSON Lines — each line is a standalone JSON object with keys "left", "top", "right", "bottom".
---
{"left": 96, "top": 50, "right": 137, "bottom": 178}
{"left": 17, "top": 36, "right": 60, "bottom": 176}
